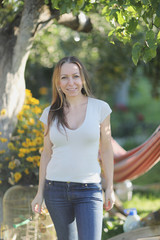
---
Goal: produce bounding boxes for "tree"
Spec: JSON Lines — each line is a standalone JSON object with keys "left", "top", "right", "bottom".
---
{"left": 0, "top": 0, "right": 92, "bottom": 146}
{"left": 0, "top": 0, "right": 160, "bottom": 148}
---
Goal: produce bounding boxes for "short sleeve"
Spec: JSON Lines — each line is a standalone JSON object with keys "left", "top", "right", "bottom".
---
{"left": 39, "top": 106, "right": 50, "bottom": 125}
{"left": 100, "top": 101, "right": 112, "bottom": 123}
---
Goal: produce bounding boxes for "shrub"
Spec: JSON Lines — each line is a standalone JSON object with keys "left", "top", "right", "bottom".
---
{"left": 0, "top": 89, "right": 46, "bottom": 191}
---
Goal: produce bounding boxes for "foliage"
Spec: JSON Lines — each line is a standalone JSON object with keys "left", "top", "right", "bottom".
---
{"left": 123, "top": 191, "right": 160, "bottom": 218}
{"left": 0, "top": 0, "right": 24, "bottom": 28}
{"left": 101, "top": 0, "right": 160, "bottom": 64}
{"left": 27, "top": 16, "right": 136, "bottom": 99}
{"left": 1, "top": 0, "right": 160, "bottom": 65}
{"left": 102, "top": 216, "right": 124, "bottom": 239}
{"left": 111, "top": 72, "right": 160, "bottom": 141}
{"left": 0, "top": 89, "right": 46, "bottom": 191}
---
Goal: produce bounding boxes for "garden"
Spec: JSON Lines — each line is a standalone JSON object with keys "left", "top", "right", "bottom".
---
{"left": 0, "top": 0, "right": 160, "bottom": 239}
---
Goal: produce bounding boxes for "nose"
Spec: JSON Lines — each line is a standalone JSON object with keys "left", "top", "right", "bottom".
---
{"left": 68, "top": 77, "right": 74, "bottom": 85}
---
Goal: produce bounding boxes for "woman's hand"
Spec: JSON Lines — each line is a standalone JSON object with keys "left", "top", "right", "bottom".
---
{"left": 104, "top": 188, "right": 115, "bottom": 211}
{"left": 31, "top": 193, "right": 43, "bottom": 214}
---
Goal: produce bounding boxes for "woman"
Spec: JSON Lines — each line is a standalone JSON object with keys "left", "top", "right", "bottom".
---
{"left": 31, "top": 56, "right": 115, "bottom": 240}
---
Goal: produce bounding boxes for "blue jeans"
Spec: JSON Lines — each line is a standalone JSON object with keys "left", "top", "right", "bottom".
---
{"left": 44, "top": 180, "right": 103, "bottom": 240}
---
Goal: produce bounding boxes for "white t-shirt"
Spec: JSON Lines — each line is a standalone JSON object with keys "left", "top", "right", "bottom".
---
{"left": 40, "top": 97, "right": 112, "bottom": 183}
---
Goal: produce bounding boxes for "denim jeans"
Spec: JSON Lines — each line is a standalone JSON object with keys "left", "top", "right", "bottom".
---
{"left": 44, "top": 180, "right": 103, "bottom": 240}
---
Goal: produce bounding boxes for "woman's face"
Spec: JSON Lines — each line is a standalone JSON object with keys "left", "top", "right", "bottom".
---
{"left": 59, "top": 63, "right": 83, "bottom": 98}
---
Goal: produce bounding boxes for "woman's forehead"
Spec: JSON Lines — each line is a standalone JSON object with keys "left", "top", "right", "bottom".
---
{"left": 60, "top": 63, "right": 80, "bottom": 75}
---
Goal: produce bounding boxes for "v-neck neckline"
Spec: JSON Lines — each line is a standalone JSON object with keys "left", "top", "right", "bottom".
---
{"left": 65, "top": 97, "right": 90, "bottom": 132}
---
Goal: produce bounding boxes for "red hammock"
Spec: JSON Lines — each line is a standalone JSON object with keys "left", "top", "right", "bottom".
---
{"left": 110, "top": 126, "right": 160, "bottom": 183}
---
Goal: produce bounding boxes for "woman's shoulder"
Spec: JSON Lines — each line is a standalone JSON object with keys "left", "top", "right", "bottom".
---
{"left": 89, "top": 97, "right": 109, "bottom": 106}
{"left": 40, "top": 105, "right": 51, "bottom": 121}
{"left": 42, "top": 105, "right": 51, "bottom": 114}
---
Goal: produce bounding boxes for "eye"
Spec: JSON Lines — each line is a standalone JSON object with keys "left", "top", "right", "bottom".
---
{"left": 74, "top": 75, "right": 80, "bottom": 78}
{"left": 61, "top": 76, "right": 67, "bottom": 80}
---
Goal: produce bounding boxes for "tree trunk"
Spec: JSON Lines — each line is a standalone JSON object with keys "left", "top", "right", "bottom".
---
{"left": 0, "top": 0, "right": 51, "bottom": 146}
{"left": 0, "top": 0, "right": 93, "bottom": 150}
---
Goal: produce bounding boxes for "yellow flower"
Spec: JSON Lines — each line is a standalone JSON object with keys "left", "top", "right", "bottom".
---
{"left": 24, "top": 168, "right": 29, "bottom": 175}
{"left": 0, "top": 109, "right": 6, "bottom": 116}
{"left": 23, "top": 105, "right": 30, "bottom": 110}
{"left": 23, "top": 125, "right": 28, "bottom": 129}
{"left": 27, "top": 141, "right": 33, "bottom": 147}
{"left": 18, "top": 152, "right": 25, "bottom": 158}
{"left": 8, "top": 161, "right": 16, "bottom": 170}
{"left": 0, "top": 150, "right": 5, "bottom": 154}
{"left": 37, "top": 161, "right": 40, "bottom": 167}
{"left": 14, "top": 172, "right": 22, "bottom": 183}
{"left": 37, "top": 122, "right": 43, "bottom": 128}
{"left": 34, "top": 156, "right": 40, "bottom": 161}
{"left": 19, "top": 148, "right": 30, "bottom": 154}
{"left": 5, "top": 157, "right": 9, "bottom": 161}
{"left": 0, "top": 132, "right": 2, "bottom": 135}
{"left": 17, "top": 129, "right": 24, "bottom": 134}
{"left": 22, "top": 142, "right": 29, "bottom": 148}
{"left": 39, "top": 87, "right": 48, "bottom": 95}
{"left": 26, "top": 156, "right": 33, "bottom": 162}
{"left": 0, "top": 138, "right": 8, "bottom": 142}
{"left": 28, "top": 118, "right": 35, "bottom": 125}
{"left": 35, "top": 137, "right": 43, "bottom": 145}
{"left": 17, "top": 114, "right": 23, "bottom": 121}
{"left": 28, "top": 97, "right": 39, "bottom": 105}
{"left": 30, "top": 148, "right": 37, "bottom": 152}
{"left": 0, "top": 180, "right": 2, "bottom": 184}
{"left": 25, "top": 89, "right": 32, "bottom": 97}
{"left": 32, "top": 106, "right": 42, "bottom": 114}
{"left": 35, "top": 131, "right": 43, "bottom": 137}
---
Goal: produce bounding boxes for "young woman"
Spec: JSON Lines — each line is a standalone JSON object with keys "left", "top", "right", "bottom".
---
{"left": 31, "top": 56, "right": 115, "bottom": 240}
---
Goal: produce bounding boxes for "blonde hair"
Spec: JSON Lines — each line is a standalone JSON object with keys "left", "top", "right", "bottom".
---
{"left": 45, "top": 56, "right": 92, "bottom": 135}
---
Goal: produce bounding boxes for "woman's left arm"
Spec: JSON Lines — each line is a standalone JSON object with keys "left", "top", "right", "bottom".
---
{"left": 100, "top": 115, "right": 115, "bottom": 211}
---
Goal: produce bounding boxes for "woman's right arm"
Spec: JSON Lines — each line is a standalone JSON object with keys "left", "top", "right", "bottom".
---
{"left": 31, "top": 124, "right": 52, "bottom": 213}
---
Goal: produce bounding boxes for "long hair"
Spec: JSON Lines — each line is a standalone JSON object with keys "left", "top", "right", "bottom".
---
{"left": 45, "top": 56, "right": 92, "bottom": 135}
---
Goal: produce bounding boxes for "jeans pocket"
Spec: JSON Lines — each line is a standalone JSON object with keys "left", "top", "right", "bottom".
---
{"left": 44, "top": 180, "right": 52, "bottom": 191}
{"left": 84, "top": 183, "right": 102, "bottom": 191}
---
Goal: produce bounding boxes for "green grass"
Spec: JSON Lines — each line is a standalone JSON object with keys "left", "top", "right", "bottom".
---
{"left": 123, "top": 192, "right": 160, "bottom": 218}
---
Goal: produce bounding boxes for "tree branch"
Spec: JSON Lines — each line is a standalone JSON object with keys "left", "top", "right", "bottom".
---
{"left": 58, "top": 12, "right": 92, "bottom": 33}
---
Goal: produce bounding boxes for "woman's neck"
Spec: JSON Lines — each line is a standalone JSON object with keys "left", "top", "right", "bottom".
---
{"left": 65, "top": 95, "right": 88, "bottom": 108}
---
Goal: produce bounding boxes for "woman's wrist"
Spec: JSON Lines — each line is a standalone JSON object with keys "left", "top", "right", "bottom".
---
{"left": 105, "top": 185, "right": 114, "bottom": 192}
{"left": 37, "top": 186, "right": 44, "bottom": 196}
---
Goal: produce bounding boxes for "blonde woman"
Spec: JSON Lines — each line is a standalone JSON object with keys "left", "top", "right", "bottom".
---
{"left": 32, "top": 56, "right": 115, "bottom": 240}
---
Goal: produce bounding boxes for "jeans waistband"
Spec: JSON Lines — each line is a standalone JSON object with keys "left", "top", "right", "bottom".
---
{"left": 45, "top": 179, "right": 101, "bottom": 187}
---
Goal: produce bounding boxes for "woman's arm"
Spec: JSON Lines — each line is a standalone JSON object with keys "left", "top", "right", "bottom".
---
{"left": 31, "top": 124, "right": 52, "bottom": 213}
{"left": 100, "top": 115, "right": 115, "bottom": 211}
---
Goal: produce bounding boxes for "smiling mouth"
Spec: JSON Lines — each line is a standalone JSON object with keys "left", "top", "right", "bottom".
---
{"left": 67, "top": 88, "right": 77, "bottom": 91}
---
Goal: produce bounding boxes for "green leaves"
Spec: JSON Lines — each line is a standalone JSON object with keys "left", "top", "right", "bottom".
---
{"left": 132, "top": 42, "right": 142, "bottom": 65}
{"left": 143, "top": 30, "right": 157, "bottom": 63}
{"left": 0, "top": 0, "right": 24, "bottom": 28}
{"left": 154, "top": 16, "right": 160, "bottom": 28}
{"left": 101, "top": 0, "right": 160, "bottom": 64}
{"left": 132, "top": 30, "right": 158, "bottom": 65}
{"left": 143, "top": 47, "right": 157, "bottom": 63}
{"left": 48, "top": 0, "right": 85, "bottom": 15}
{"left": 117, "top": 11, "right": 126, "bottom": 25}
{"left": 127, "top": 18, "right": 138, "bottom": 33}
